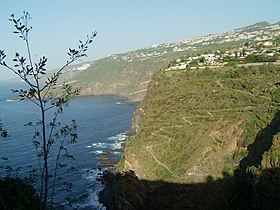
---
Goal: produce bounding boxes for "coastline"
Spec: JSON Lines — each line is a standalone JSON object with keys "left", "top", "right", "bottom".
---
{"left": 95, "top": 131, "right": 129, "bottom": 167}
{"left": 62, "top": 130, "right": 132, "bottom": 210}
{"left": 95, "top": 130, "right": 131, "bottom": 208}
{"left": 78, "top": 92, "right": 143, "bottom": 104}
{"left": 0, "top": 90, "right": 137, "bottom": 209}
{"left": 96, "top": 93, "right": 143, "bottom": 209}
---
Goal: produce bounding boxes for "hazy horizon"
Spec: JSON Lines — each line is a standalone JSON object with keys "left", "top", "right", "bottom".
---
{"left": 0, "top": 0, "right": 279, "bottom": 81}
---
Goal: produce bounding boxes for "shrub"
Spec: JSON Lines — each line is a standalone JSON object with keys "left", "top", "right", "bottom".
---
{"left": 0, "top": 178, "right": 41, "bottom": 210}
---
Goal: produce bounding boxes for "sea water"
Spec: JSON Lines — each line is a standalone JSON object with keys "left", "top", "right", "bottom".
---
{"left": 0, "top": 82, "right": 136, "bottom": 209}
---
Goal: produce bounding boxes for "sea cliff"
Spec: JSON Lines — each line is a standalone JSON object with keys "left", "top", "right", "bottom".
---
{"left": 100, "top": 64, "right": 280, "bottom": 209}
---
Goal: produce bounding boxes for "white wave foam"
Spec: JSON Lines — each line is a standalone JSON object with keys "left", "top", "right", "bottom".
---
{"left": 87, "top": 131, "right": 129, "bottom": 155}
{"left": 107, "top": 132, "right": 129, "bottom": 142}
{"left": 110, "top": 141, "right": 122, "bottom": 150}
{"left": 92, "top": 142, "right": 111, "bottom": 149}
{"left": 89, "top": 150, "right": 103, "bottom": 154}
{"left": 70, "top": 168, "right": 106, "bottom": 209}
{"left": 6, "top": 99, "right": 19, "bottom": 102}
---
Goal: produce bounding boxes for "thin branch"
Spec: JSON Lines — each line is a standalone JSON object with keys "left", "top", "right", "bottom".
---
{"left": 26, "top": 95, "right": 41, "bottom": 107}
{"left": 41, "top": 32, "right": 96, "bottom": 100}
{"left": 45, "top": 105, "right": 55, "bottom": 112}
{"left": 46, "top": 111, "right": 60, "bottom": 155}
{"left": 0, "top": 62, "right": 37, "bottom": 89}
{"left": 50, "top": 134, "right": 68, "bottom": 208}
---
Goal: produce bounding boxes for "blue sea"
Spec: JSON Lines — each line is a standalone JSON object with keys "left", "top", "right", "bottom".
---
{"left": 0, "top": 82, "right": 136, "bottom": 209}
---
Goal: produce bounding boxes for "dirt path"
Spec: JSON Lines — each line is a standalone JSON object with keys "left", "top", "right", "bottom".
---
{"left": 182, "top": 117, "right": 193, "bottom": 125}
{"left": 146, "top": 122, "right": 204, "bottom": 179}
{"left": 146, "top": 149, "right": 178, "bottom": 176}
{"left": 145, "top": 105, "right": 253, "bottom": 178}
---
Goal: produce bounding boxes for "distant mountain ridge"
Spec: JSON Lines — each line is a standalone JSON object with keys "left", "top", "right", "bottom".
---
{"left": 251, "top": 21, "right": 270, "bottom": 26}
{"left": 58, "top": 21, "right": 280, "bottom": 101}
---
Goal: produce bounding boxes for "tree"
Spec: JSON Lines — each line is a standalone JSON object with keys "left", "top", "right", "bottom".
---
{"left": 199, "top": 56, "right": 206, "bottom": 63}
{"left": 0, "top": 11, "right": 96, "bottom": 209}
{"left": 244, "top": 42, "right": 249, "bottom": 47}
{"left": 242, "top": 48, "right": 246, "bottom": 57}
{"left": 0, "top": 177, "right": 41, "bottom": 210}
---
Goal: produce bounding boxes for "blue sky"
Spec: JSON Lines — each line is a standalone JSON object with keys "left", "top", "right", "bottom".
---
{"left": 0, "top": 0, "right": 279, "bottom": 80}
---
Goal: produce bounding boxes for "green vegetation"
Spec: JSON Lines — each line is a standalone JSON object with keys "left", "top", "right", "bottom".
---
{"left": 59, "top": 22, "right": 280, "bottom": 102}
{"left": 0, "top": 178, "right": 41, "bottom": 210}
{"left": 109, "top": 64, "right": 280, "bottom": 209}
{"left": 124, "top": 64, "right": 280, "bottom": 178}
{"left": 246, "top": 53, "right": 278, "bottom": 63}
{"left": 59, "top": 52, "right": 180, "bottom": 102}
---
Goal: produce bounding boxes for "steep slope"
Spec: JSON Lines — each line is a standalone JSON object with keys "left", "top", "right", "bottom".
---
{"left": 74, "top": 56, "right": 170, "bottom": 101}
{"left": 124, "top": 64, "right": 280, "bottom": 179}
{"left": 109, "top": 64, "right": 280, "bottom": 209}
{"left": 57, "top": 55, "right": 172, "bottom": 101}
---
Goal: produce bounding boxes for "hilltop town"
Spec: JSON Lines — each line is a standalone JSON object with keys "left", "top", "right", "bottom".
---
{"left": 108, "top": 21, "right": 280, "bottom": 66}
{"left": 56, "top": 21, "right": 280, "bottom": 102}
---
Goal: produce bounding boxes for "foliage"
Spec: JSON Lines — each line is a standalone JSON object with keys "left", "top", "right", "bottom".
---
{"left": 246, "top": 53, "right": 278, "bottom": 63}
{"left": 262, "top": 133, "right": 280, "bottom": 168}
{"left": 271, "top": 88, "right": 280, "bottom": 103}
{"left": 0, "top": 178, "right": 41, "bottom": 210}
{"left": 119, "top": 63, "right": 280, "bottom": 203}
{"left": 0, "top": 11, "right": 96, "bottom": 209}
{"left": 111, "top": 64, "right": 280, "bottom": 209}
{"left": 99, "top": 170, "right": 149, "bottom": 210}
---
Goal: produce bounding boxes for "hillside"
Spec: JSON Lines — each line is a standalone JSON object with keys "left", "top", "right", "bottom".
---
{"left": 58, "top": 21, "right": 280, "bottom": 102}
{"left": 100, "top": 64, "right": 280, "bottom": 209}
{"left": 60, "top": 56, "right": 170, "bottom": 101}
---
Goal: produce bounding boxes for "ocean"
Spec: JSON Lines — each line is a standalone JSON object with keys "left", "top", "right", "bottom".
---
{"left": 0, "top": 82, "right": 136, "bottom": 209}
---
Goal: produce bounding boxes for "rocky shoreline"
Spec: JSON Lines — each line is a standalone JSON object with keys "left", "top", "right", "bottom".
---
{"left": 94, "top": 130, "right": 134, "bottom": 209}
{"left": 96, "top": 129, "right": 149, "bottom": 210}
{"left": 95, "top": 139, "right": 126, "bottom": 167}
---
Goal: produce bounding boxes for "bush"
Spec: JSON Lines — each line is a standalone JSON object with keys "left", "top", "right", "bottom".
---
{"left": 271, "top": 88, "right": 280, "bottom": 103}
{"left": 0, "top": 178, "right": 41, "bottom": 210}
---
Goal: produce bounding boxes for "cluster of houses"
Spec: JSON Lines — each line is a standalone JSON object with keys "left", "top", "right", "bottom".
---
{"left": 171, "top": 22, "right": 280, "bottom": 52}
{"left": 167, "top": 43, "right": 279, "bottom": 71}
{"left": 110, "top": 22, "right": 280, "bottom": 66}
{"left": 111, "top": 49, "right": 167, "bottom": 62}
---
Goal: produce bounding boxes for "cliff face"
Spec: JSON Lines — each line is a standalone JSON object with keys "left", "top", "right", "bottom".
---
{"left": 114, "top": 64, "right": 280, "bottom": 209}
{"left": 58, "top": 56, "right": 170, "bottom": 102}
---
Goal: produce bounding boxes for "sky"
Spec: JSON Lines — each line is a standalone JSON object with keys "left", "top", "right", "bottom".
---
{"left": 0, "top": 0, "right": 279, "bottom": 81}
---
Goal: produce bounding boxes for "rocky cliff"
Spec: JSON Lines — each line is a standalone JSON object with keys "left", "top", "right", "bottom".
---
{"left": 57, "top": 56, "right": 171, "bottom": 102}
{"left": 101, "top": 64, "right": 280, "bottom": 209}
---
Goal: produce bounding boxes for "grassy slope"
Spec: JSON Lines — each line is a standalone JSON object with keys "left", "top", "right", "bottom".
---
{"left": 97, "top": 65, "right": 280, "bottom": 210}
{"left": 54, "top": 50, "right": 192, "bottom": 102}
{"left": 105, "top": 65, "right": 280, "bottom": 210}
{"left": 115, "top": 64, "right": 280, "bottom": 209}
{"left": 70, "top": 56, "right": 170, "bottom": 101}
